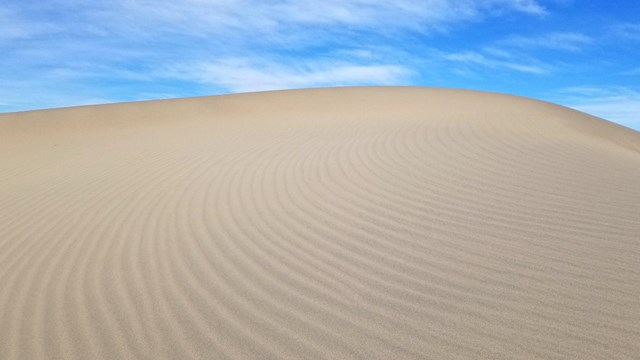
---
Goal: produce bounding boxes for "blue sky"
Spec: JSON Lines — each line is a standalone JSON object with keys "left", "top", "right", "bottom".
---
{"left": 1, "top": 0, "right": 639, "bottom": 130}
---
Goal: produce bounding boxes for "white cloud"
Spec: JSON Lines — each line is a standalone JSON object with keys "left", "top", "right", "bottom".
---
{"left": 29, "top": 0, "right": 547, "bottom": 39}
{"left": 497, "top": 32, "right": 592, "bottom": 51}
{"left": 443, "top": 51, "right": 548, "bottom": 74}
{"left": 166, "top": 58, "right": 411, "bottom": 92}
{"left": 273, "top": 0, "right": 547, "bottom": 28}
{"left": 435, "top": 30, "right": 592, "bottom": 76}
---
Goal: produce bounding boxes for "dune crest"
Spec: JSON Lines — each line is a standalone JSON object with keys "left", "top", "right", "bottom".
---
{"left": 1, "top": 87, "right": 639, "bottom": 359}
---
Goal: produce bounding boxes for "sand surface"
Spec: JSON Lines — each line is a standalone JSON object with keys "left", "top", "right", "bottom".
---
{"left": 1, "top": 87, "right": 639, "bottom": 359}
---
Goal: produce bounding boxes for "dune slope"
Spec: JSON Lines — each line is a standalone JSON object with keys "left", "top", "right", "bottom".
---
{"left": 1, "top": 87, "right": 639, "bottom": 359}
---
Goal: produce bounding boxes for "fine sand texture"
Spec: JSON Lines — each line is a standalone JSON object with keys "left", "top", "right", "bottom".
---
{"left": 1, "top": 87, "right": 639, "bottom": 359}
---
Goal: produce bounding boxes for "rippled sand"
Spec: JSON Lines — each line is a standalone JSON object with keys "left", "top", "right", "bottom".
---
{"left": 1, "top": 87, "right": 639, "bottom": 359}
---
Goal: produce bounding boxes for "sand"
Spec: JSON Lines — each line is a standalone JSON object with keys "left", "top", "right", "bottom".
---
{"left": 0, "top": 87, "right": 639, "bottom": 359}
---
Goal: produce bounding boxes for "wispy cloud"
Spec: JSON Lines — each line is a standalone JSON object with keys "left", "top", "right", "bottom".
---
{"left": 1, "top": 0, "right": 549, "bottom": 91}
{"left": 1, "top": 0, "right": 551, "bottom": 112}
{"left": 35, "top": 0, "right": 548, "bottom": 38}
{"left": 166, "top": 58, "right": 411, "bottom": 92}
{"left": 495, "top": 32, "right": 592, "bottom": 51}
{"left": 442, "top": 51, "right": 548, "bottom": 74}
{"left": 555, "top": 86, "right": 640, "bottom": 129}
{"left": 438, "top": 30, "right": 594, "bottom": 78}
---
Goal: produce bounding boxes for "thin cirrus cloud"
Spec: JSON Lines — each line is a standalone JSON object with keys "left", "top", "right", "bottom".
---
{"left": 2, "top": 0, "right": 545, "bottom": 40}
{"left": 436, "top": 31, "right": 593, "bottom": 76}
{"left": 442, "top": 51, "right": 549, "bottom": 74}
{"left": 67, "top": 0, "right": 547, "bottom": 36}
{"left": 1, "top": 1, "right": 549, "bottom": 100}
{"left": 165, "top": 59, "right": 412, "bottom": 92}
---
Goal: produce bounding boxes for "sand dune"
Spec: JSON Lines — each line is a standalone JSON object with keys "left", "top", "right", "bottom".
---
{"left": 1, "top": 87, "right": 639, "bottom": 359}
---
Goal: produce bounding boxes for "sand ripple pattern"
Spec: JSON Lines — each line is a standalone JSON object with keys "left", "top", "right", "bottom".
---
{"left": 1, "top": 87, "right": 639, "bottom": 359}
